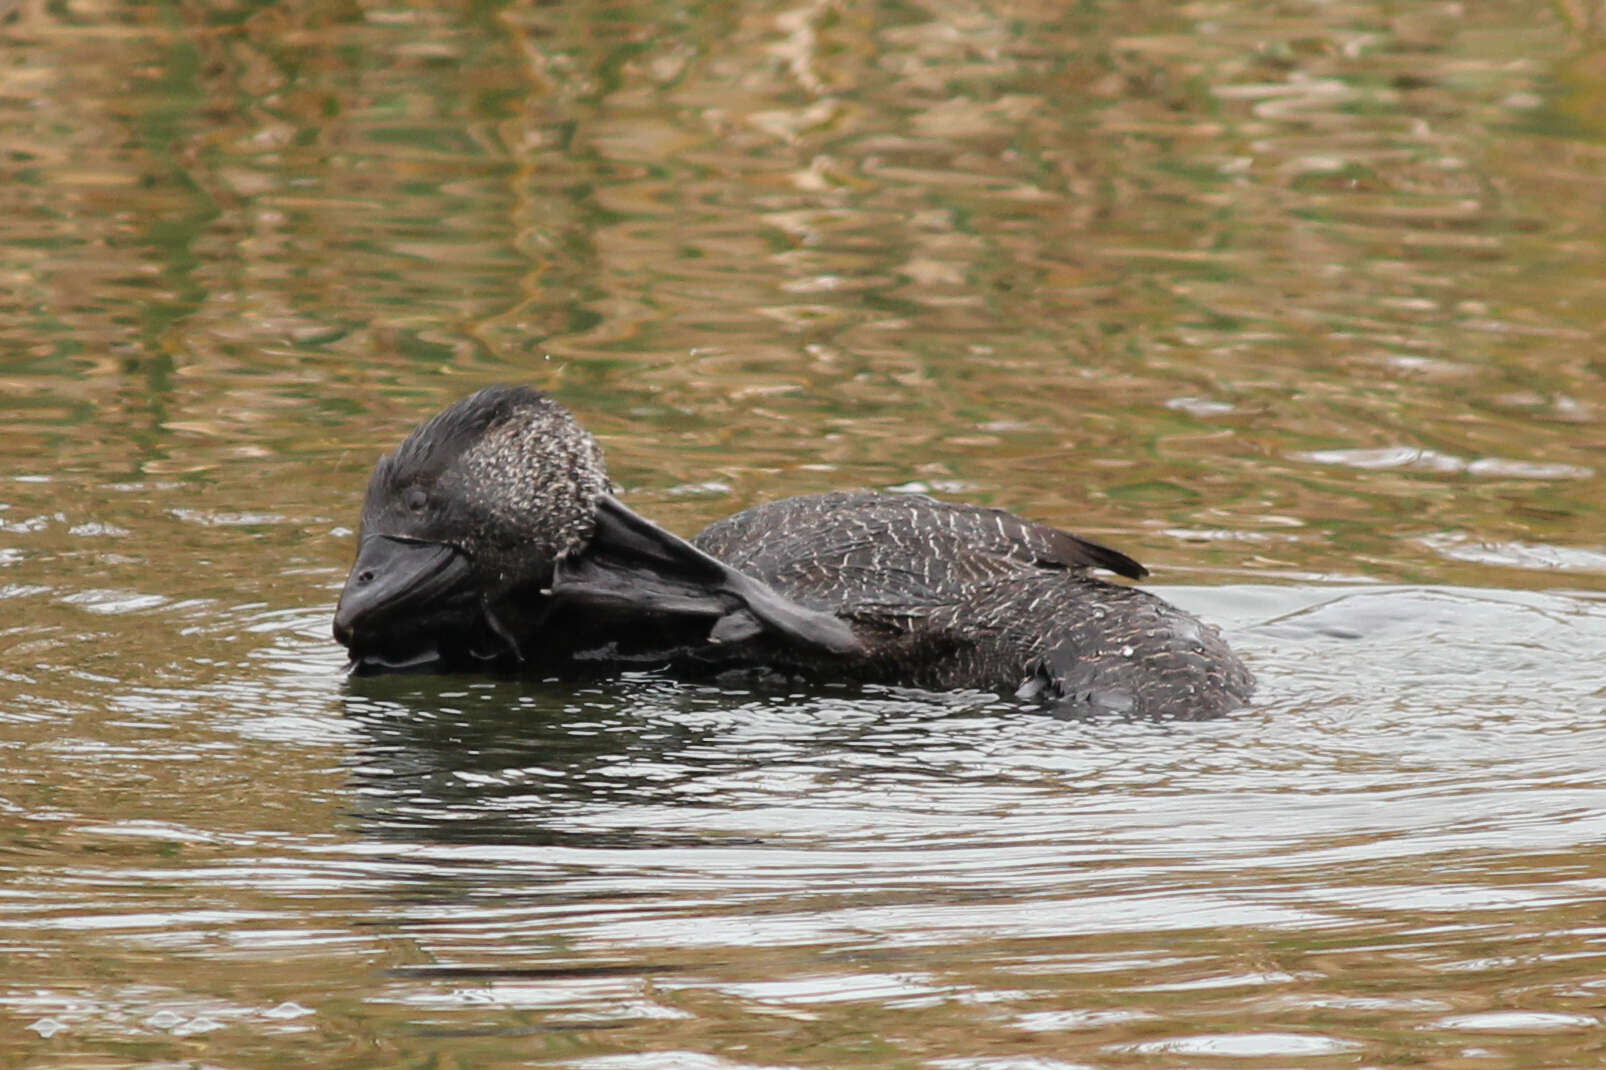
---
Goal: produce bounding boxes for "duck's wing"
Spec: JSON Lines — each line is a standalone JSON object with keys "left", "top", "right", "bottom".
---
{"left": 909, "top": 494, "right": 1147, "bottom": 579}
{"left": 549, "top": 494, "right": 862, "bottom": 655}
{"left": 694, "top": 491, "right": 1147, "bottom": 619}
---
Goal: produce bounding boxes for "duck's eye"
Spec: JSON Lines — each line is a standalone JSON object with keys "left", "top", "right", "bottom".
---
{"left": 405, "top": 487, "right": 428, "bottom": 513}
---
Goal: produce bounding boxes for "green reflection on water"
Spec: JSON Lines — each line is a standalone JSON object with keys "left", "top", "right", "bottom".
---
{"left": 1, "top": 1, "right": 1605, "bottom": 1063}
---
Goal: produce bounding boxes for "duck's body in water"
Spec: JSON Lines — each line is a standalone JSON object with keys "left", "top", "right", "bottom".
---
{"left": 333, "top": 387, "right": 1253, "bottom": 718}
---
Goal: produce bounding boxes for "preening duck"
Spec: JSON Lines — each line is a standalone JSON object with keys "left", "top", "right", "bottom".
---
{"left": 333, "top": 386, "right": 1253, "bottom": 717}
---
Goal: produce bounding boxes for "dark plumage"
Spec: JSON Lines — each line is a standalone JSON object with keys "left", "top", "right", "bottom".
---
{"left": 334, "top": 387, "right": 1254, "bottom": 717}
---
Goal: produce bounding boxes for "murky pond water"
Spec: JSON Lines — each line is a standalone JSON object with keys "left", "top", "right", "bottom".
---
{"left": 3, "top": 1, "right": 1605, "bottom": 1067}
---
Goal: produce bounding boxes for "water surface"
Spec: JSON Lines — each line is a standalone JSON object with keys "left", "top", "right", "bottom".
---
{"left": 2, "top": 1, "right": 1604, "bottom": 1068}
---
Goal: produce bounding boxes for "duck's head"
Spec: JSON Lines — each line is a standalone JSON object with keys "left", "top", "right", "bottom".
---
{"left": 333, "top": 386, "right": 609, "bottom": 670}
{"left": 334, "top": 386, "right": 861, "bottom": 675}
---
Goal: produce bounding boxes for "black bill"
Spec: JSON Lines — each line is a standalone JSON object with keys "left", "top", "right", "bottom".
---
{"left": 333, "top": 534, "right": 476, "bottom": 655}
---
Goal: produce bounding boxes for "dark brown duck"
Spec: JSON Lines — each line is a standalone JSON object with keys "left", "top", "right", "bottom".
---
{"left": 333, "top": 386, "right": 1254, "bottom": 717}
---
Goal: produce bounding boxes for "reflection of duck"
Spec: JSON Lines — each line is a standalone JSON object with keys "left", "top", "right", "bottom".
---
{"left": 333, "top": 387, "right": 1253, "bottom": 717}
{"left": 341, "top": 675, "right": 739, "bottom": 847}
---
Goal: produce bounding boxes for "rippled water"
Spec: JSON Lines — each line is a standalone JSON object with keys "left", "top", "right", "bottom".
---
{"left": 2, "top": 1, "right": 1605, "bottom": 1068}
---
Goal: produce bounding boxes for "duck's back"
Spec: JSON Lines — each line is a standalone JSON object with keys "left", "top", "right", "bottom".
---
{"left": 693, "top": 491, "right": 1253, "bottom": 718}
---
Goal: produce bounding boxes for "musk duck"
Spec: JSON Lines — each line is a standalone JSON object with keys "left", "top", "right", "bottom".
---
{"left": 333, "top": 386, "right": 1254, "bottom": 717}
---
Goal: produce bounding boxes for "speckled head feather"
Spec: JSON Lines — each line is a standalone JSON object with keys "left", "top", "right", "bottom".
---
{"left": 457, "top": 388, "right": 611, "bottom": 566}
{"left": 361, "top": 386, "right": 610, "bottom": 588}
{"left": 384, "top": 386, "right": 540, "bottom": 483}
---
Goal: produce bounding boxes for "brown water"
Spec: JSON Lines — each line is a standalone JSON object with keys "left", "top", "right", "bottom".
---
{"left": 2, "top": 1, "right": 1605, "bottom": 1068}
